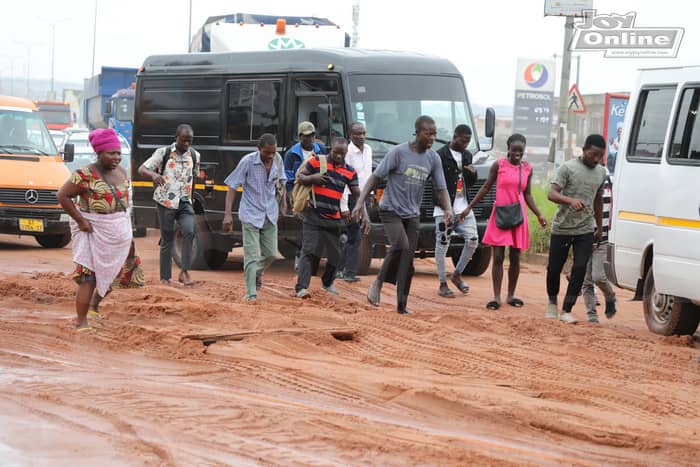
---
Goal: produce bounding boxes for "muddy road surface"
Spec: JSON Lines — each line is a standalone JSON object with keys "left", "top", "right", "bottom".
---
{"left": 0, "top": 232, "right": 698, "bottom": 466}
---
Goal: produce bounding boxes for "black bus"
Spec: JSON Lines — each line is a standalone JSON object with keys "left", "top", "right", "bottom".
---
{"left": 131, "top": 48, "right": 496, "bottom": 274}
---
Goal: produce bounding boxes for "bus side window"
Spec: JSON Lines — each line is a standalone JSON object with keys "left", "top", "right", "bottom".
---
{"left": 669, "top": 87, "right": 700, "bottom": 163}
{"left": 226, "top": 80, "right": 281, "bottom": 142}
{"left": 628, "top": 87, "right": 676, "bottom": 161}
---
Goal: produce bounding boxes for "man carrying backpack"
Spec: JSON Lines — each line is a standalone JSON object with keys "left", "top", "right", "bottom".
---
{"left": 138, "top": 124, "right": 200, "bottom": 286}
{"left": 294, "top": 138, "right": 366, "bottom": 299}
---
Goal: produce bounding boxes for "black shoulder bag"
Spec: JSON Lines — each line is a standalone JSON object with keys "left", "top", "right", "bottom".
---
{"left": 494, "top": 162, "right": 523, "bottom": 229}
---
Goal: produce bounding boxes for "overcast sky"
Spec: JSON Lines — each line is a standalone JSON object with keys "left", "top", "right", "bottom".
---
{"left": 2, "top": 0, "right": 698, "bottom": 107}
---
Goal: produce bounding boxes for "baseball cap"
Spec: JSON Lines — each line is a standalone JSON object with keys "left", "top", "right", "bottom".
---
{"left": 298, "top": 121, "right": 316, "bottom": 136}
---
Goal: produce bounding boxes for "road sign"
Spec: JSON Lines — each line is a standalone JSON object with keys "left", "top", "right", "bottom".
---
{"left": 568, "top": 84, "right": 586, "bottom": 113}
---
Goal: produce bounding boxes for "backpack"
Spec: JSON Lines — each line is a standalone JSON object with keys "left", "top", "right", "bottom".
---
{"left": 158, "top": 145, "right": 200, "bottom": 176}
{"left": 292, "top": 153, "right": 327, "bottom": 214}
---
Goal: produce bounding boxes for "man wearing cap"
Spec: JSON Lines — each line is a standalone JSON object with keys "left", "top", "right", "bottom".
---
{"left": 284, "top": 121, "right": 327, "bottom": 268}
{"left": 138, "top": 124, "right": 200, "bottom": 286}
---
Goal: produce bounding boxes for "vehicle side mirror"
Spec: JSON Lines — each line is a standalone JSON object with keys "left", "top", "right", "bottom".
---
{"left": 485, "top": 107, "right": 495, "bottom": 138}
{"left": 63, "top": 143, "right": 74, "bottom": 163}
{"left": 105, "top": 101, "right": 112, "bottom": 118}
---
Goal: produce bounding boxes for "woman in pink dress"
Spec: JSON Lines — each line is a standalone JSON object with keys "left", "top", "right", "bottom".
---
{"left": 461, "top": 134, "right": 547, "bottom": 310}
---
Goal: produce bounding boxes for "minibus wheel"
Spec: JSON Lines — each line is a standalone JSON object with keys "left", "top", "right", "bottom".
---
{"left": 456, "top": 246, "right": 491, "bottom": 277}
{"left": 173, "top": 215, "right": 228, "bottom": 270}
{"left": 643, "top": 268, "right": 700, "bottom": 335}
{"left": 35, "top": 233, "right": 71, "bottom": 249}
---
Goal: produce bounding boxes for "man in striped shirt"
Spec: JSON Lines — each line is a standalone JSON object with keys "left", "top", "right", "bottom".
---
{"left": 581, "top": 165, "right": 617, "bottom": 323}
{"left": 294, "top": 138, "right": 365, "bottom": 298}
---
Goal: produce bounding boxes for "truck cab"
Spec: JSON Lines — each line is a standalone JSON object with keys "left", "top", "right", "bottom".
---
{"left": 0, "top": 96, "right": 75, "bottom": 248}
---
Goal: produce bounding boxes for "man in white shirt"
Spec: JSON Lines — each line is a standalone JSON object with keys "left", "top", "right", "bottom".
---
{"left": 338, "top": 122, "right": 373, "bottom": 282}
{"left": 433, "top": 125, "right": 479, "bottom": 297}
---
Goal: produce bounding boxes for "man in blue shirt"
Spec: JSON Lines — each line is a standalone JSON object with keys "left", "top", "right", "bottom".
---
{"left": 283, "top": 121, "right": 327, "bottom": 194}
{"left": 223, "top": 134, "right": 286, "bottom": 301}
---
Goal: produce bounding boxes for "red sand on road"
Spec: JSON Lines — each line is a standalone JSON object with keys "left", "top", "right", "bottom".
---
{"left": 0, "top": 232, "right": 698, "bottom": 465}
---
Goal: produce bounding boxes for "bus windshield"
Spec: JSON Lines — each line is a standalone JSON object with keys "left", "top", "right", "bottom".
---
{"left": 37, "top": 107, "right": 72, "bottom": 125}
{"left": 0, "top": 109, "right": 58, "bottom": 156}
{"left": 114, "top": 97, "right": 134, "bottom": 122}
{"left": 348, "top": 74, "right": 477, "bottom": 155}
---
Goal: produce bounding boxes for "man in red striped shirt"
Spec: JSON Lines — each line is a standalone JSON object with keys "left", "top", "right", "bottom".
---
{"left": 294, "top": 138, "right": 366, "bottom": 298}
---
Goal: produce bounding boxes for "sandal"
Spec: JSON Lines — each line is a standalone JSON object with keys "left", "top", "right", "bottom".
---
{"left": 87, "top": 309, "right": 102, "bottom": 320}
{"left": 486, "top": 301, "right": 501, "bottom": 310}
{"left": 75, "top": 326, "right": 95, "bottom": 333}
{"left": 507, "top": 298, "right": 525, "bottom": 308}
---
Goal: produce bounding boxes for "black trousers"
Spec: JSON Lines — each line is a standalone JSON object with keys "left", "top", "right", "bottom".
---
{"left": 546, "top": 232, "right": 595, "bottom": 313}
{"left": 377, "top": 210, "right": 419, "bottom": 312}
{"left": 295, "top": 211, "right": 343, "bottom": 292}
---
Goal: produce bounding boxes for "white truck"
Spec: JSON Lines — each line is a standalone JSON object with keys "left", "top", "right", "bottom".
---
{"left": 189, "top": 13, "right": 349, "bottom": 53}
{"left": 607, "top": 65, "right": 700, "bottom": 336}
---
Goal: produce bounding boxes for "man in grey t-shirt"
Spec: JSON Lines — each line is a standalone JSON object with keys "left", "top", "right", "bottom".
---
{"left": 545, "top": 134, "right": 607, "bottom": 324}
{"left": 352, "top": 115, "right": 452, "bottom": 314}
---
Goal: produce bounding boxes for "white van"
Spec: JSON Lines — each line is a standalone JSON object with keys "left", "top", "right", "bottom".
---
{"left": 607, "top": 65, "right": 700, "bottom": 336}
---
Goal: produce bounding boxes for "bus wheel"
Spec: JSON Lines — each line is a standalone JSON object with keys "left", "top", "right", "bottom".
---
{"left": 456, "top": 246, "right": 491, "bottom": 277}
{"left": 357, "top": 235, "right": 372, "bottom": 276}
{"left": 173, "top": 215, "right": 228, "bottom": 270}
{"left": 643, "top": 268, "right": 700, "bottom": 336}
{"left": 35, "top": 233, "right": 71, "bottom": 249}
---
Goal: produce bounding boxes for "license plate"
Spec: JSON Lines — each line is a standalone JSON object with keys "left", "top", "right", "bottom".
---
{"left": 19, "top": 218, "right": 44, "bottom": 232}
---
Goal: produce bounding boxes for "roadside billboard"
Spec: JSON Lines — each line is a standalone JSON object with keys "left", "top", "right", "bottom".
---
{"left": 513, "top": 58, "right": 556, "bottom": 150}
{"left": 603, "top": 93, "right": 629, "bottom": 175}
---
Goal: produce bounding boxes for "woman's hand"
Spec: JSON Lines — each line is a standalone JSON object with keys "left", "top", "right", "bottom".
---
{"left": 537, "top": 214, "right": 547, "bottom": 228}
{"left": 77, "top": 218, "right": 93, "bottom": 233}
{"left": 459, "top": 207, "right": 471, "bottom": 222}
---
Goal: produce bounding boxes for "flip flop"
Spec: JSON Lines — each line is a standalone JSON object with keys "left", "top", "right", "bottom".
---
{"left": 486, "top": 301, "right": 501, "bottom": 310}
{"left": 507, "top": 298, "right": 525, "bottom": 308}
{"left": 75, "top": 326, "right": 95, "bottom": 333}
{"left": 87, "top": 309, "right": 102, "bottom": 320}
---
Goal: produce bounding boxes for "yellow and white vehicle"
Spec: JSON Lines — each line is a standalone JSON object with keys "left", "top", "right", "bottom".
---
{"left": 607, "top": 65, "right": 700, "bottom": 335}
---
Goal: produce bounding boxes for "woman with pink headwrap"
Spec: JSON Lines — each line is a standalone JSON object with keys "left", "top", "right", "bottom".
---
{"left": 57, "top": 128, "right": 144, "bottom": 331}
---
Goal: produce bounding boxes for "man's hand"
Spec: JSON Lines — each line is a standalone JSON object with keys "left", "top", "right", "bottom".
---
{"left": 569, "top": 198, "right": 586, "bottom": 211}
{"left": 537, "top": 214, "right": 547, "bottom": 228}
{"left": 444, "top": 212, "right": 455, "bottom": 229}
{"left": 351, "top": 205, "right": 363, "bottom": 223}
{"left": 151, "top": 172, "right": 166, "bottom": 186}
{"left": 311, "top": 173, "right": 330, "bottom": 185}
{"left": 361, "top": 214, "right": 371, "bottom": 235}
{"left": 464, "top": 164, "right": 476, "bottom": 175}
{"left": 77, "top": 217, "right": 93, "bottom": 233}
{"left": 222, "top": 214, "right": 233, "bottom": 232}
{"left": 594, "top": 228, "right": 603, "bottom": 248}
{"left": 341, "top": 211, "right": 351, "bottom": 223}
{"left": 459, "top": 207, "right": 471, "bottom": 222}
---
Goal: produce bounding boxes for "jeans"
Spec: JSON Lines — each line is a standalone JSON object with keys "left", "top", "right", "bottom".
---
{"left": 242, "top": 219, "right": 278, "bottom": 299}
{"left": 546, "top": 232, "right": 594, "bottom": 313}
{"left": 434, "top": 211, "right": 478, "bottom": 283}
{"left": 338, "top": 197, "right": 361, "bottom": 277}
{"left": 377, "top": 210, "right": 419, "bottom": 312}
{"left": 295, "top": 213, "right": 343, "bottom": 292}
{"left": 581, "top": 246, "right": 616, "bottom": 313}
{"left": 157, "top": 201, "right": 195, "bottom": 281}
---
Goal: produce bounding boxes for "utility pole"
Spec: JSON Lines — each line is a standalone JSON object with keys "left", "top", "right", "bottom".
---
{"left": 555, "top": 16, "right": 575, "bottom": 163}
{"left": 188, "top": 0, "right": 193, "bottom": 51}
{"left": 91, "top": 0, "right": 98, "bottom": 76}
{"left": 575, "top": 54, "right": 581, "bottom": 87}
{"left": 38, "top": 18, "right": 69, "bottom": 100}
{"left": 351, "top": 0, "right": 360, "bottom": 47}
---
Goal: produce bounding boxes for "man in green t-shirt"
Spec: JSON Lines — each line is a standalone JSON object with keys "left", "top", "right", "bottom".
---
{"left": 545, "top": 134, "right": 607, "bottom": 324}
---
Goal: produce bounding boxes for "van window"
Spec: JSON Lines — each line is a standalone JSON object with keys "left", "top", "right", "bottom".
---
{"left": 627, "top": 87, "right": 675, "bottom": 161}
{"left": 669, "top": 87, "right": 700, "bottom": 164}
{"left": 226, "top": 80, "right": 281, "bottom": 141}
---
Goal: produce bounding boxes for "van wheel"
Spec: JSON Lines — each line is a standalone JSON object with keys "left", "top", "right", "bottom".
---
{"left": 173, "top": 215, "right": 228, "bottom": 270}
{"left": 35, "top": 233, "right": 71, "bottom": 249}
{"left": 278, "top": 239, "right": 298, "bottom": 260}
{"left": 357, "top": 235, "right": 373, "bottom": 276}
{"left": 643, "top": 267, "right": 700, "bottom": 335}
{"left": 133, "top": 227, "right": 147, "bottom": 238}
{"left": 455, "top": 246, "right": 491, "bottom": 277}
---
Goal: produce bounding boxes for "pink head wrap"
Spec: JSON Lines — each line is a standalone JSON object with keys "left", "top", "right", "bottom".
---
{"left": 89, "top": 128, "right": 121, "bottom": 154}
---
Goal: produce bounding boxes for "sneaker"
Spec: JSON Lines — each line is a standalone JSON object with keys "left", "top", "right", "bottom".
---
{"left": 558, "top": 312, "right": 578, "bottom": 324}
{"left": 605, "top": 299, "right": 617, "bottom": 319}
{"left": 545, "top": 303, "right": 558, "bottom": 319}
{"left": 587, "top": 311, "right": 600, "bottom": 324}
{"left": 296, "top": 288, "right": 311, "bottom": 299}
{"left": 335, "top": 270, "right": 344, "bottom": 279}
{"left": 322, "top": 285, "right": 340, "bottom": 295}
{"left": 245, "top": 295, "right": 257, "bottom": 302}
{"left": 343, "top": 275, "right": 360, "bottom": 283}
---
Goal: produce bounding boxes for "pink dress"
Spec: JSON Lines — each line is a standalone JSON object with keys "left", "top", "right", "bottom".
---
{"left": 482, "top": 158, "right": 532, "bottom": 250}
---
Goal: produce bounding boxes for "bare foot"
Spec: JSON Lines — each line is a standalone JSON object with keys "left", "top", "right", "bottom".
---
{"left": 160, "top": 279, "right": 182, "bottom": 287}
{"left": 178, "top": 271, "right": 196, "bottom": 286}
